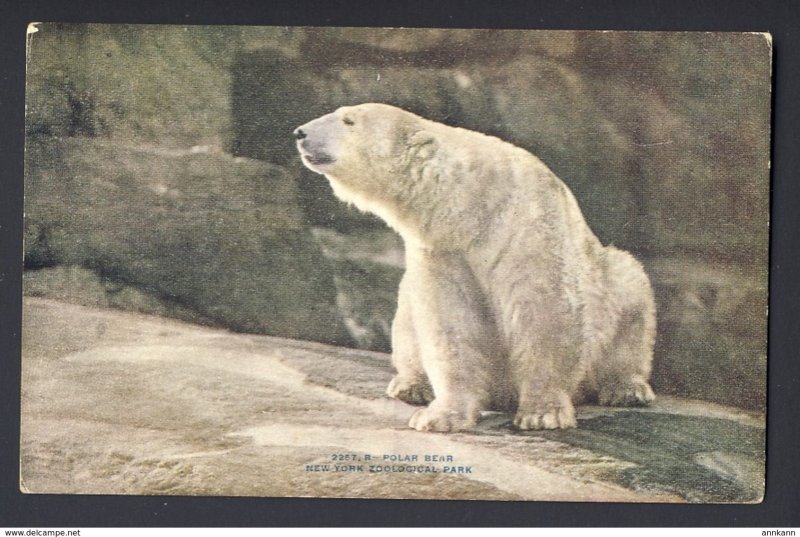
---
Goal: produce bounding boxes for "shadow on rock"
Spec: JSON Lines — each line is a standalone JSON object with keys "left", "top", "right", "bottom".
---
{"left": 530, "top": 411, "right": 764, "bottom": 503}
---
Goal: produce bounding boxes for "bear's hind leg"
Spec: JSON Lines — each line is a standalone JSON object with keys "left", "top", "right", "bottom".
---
{"left": 387, "top": 272, "right": 434, "bottom": 405}
{"left": 595, "top": 249, "right": 656, "bottom": 407}
{"left": 595, "top": 305, "right": 656, "bottom": 406}
{"left": 405, "top": 250, "right": 500, "bottom": 432}
{"left": 504, "top": 287, "right": 581, "bottom": 430}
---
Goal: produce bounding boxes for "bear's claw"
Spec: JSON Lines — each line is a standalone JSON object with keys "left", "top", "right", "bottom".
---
{"left": 598, "top": 378, "right": 655, "bottom": 407}
{"left": 513, "top": 406, "right": 577, "bottom": 430}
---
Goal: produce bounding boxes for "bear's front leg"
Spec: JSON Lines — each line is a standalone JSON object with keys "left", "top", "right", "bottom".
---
{"left": 403, "top": 249, "right": 500, "bottom": 432}
{"left": 386, "top": 273, "right": 434, "bottom": 405}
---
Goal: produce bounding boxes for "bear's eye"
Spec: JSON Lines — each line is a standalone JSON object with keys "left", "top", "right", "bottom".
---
{"left": 342, "top": 116, "right": 355, "bottom": 126}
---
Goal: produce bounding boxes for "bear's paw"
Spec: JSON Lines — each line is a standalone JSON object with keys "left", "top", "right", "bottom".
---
{"left": 598, "top": 377, "right": 655, "bottom": 407}
{"left": 386, "top": 375, "right": 434, "bottom": 406}
{"left": 408, "top": 402, "right": 478, "bottom": 432}
{"left": 514, "top": 393, "right": 577, "bottom": 430}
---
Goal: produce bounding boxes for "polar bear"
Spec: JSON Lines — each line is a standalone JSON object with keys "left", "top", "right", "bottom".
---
{"left": 294, "top": 103, "right": 656, "bottom": 432}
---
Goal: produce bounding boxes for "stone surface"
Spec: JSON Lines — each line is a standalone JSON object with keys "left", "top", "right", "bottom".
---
{"left": 24, "top": 137, "right": 350, "bottom": 345}
{"left": 21, "top": 298, "right": 764, "bottom": 502}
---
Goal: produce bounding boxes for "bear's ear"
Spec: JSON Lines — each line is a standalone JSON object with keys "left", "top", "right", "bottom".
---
{"left": 409, "top": 130, "right": 436, "bottom": 147}
{"left": 407, "top": 130, "right": 438, "bottom": 162}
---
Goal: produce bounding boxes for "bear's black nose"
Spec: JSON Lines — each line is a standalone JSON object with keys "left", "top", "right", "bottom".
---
{"left": 294, "top": 128, "right": 307, "bottom": 140}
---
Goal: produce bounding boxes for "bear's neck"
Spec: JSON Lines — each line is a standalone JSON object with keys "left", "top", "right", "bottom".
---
{"left": 326, "top": 174, "right": 430, "bottom": 248}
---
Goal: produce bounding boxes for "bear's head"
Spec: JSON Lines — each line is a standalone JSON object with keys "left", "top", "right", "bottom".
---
{"left": 294, "top": 103, "right": 438, "bottom": 190}
{"left": 294, "top": 103, "right": 440, "bottom": 240}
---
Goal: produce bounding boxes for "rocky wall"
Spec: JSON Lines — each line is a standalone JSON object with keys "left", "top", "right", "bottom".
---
{"left": 24, "top": 137, "right": 350, "bottom": 344}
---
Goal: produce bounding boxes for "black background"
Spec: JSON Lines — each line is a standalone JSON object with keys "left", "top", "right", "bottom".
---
{"left": 1, "top": 0, "right": 798, "bottom": 527}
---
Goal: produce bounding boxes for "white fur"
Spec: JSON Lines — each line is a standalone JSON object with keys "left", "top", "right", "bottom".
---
{"left": 295, "top": 103, "right": 656, "bottom": 431}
